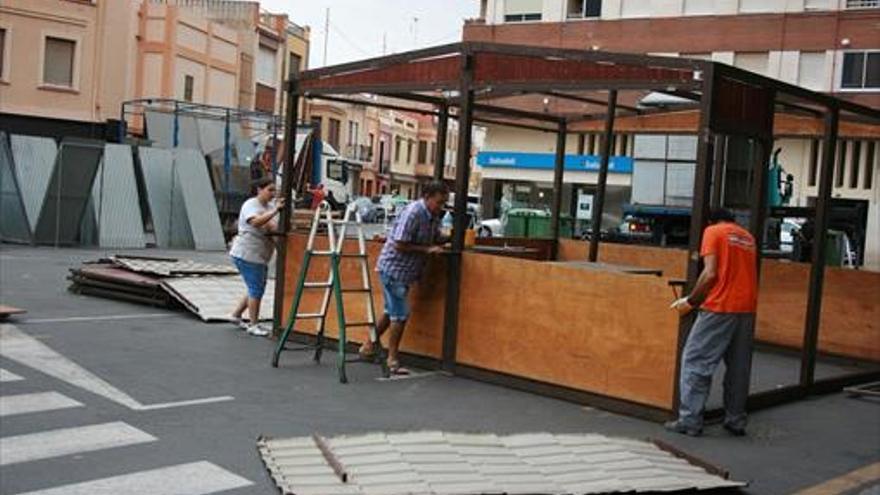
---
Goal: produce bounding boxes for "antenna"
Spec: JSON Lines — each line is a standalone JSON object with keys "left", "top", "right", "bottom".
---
{"left": 323, "top": 7, "right": 330, "bottom": 66}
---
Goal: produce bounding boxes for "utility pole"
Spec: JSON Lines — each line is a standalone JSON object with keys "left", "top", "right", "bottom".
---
{"left": 323, "top": 7, "right": 330, "bottom": 66}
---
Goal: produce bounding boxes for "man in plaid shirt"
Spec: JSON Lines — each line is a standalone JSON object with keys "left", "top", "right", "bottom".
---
{"left": 360, "top": 181, "right": 449, "bottom": 375}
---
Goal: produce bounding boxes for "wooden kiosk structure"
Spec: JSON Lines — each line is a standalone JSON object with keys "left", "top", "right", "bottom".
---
{"left": 273, "top": 42, "right": 880, "bottom": 420}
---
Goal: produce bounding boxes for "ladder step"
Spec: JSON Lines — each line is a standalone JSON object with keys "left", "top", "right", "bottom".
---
{"left": 339, "top": 253, "right": 367, "bottom": 258}
{"left": 296, "top": 313, "right": 325, "bottom": 319}
{"left": 303, "top": 282, "right": 332, "bottom": 289}
{"left": 341, "top": 288, "right": 371, "bottom": 293}
{"left": 321, "top": 220, "right": 363, "bottom": 226}
{"left": 345, "top": 321, "right": 375, "bottom": 328}
{"left": 311, "top": 250, "right": 334, "bottom": 256}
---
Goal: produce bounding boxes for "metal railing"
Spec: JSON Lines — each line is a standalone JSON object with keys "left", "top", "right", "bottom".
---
{"left": 845, "top": 0, "right": 879, "bottom": 7}
{"left": 345, "top": 144, "right": 373, "bottom": 163}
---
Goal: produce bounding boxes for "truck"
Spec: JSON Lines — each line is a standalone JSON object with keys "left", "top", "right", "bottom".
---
{"left": 283, "top": 125, "right": 358, "bottom": 206}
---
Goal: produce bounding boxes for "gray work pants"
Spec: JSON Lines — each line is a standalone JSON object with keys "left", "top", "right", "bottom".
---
{"left": 677, "top": 311, "right": 755, "bottom": 430}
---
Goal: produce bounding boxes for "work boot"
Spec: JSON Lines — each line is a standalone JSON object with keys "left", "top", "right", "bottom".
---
{"left": 723, "top": 423, "right": 746, "bottom": 437}
{"left": 664, "top": 420, "right": 702, "bottom": 437}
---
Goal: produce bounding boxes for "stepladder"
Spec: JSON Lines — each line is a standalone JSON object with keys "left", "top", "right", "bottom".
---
{"left": 272, "top": 201, "right": 389, "bottom": 382}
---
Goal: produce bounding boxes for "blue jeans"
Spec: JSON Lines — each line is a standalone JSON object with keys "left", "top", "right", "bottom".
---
{"left": 678, "top": 311, "right": 755, "bottom": 430}
{"left": 231, "top": 256, "right": 268, "bottom": 299}
{"left": 379, "top": 271, "right": 410, "bottom": 322}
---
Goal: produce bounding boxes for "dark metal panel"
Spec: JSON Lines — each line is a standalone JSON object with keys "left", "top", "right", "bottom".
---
{"left": 471, "top": 117, "right": 558, "bottom": 133}
{"left": 477, "top": 80, "right": 703, "bottom": 94}
{"left": 473, "top": 52, "right": 695, "bottom": 88}
{"left": 0, "top": 132, "right": 31, "bottom": 243}
{"left": 434, "top": 103, "right": 449, "bottom": 180}
{"left": 311, "top": 95, "right": 439, "bottom": 116}
{"left": 800, "top": 108, "right": 839, "bottom": 387}
{"left": 299, "top": 42, "right": 463, "bottom": 81}
{"left": 300, "top": 56, "right": 461, "bottom": 93}
{"left": 541, "top": 91, "right": 641, "bottom": 114}
{"left": 549, "top": 122, "right": 567, "bottom": 258}
{"left": 33, "top": 138, "right": 104, "bottom": 246}
{"left": 473, "top": 103, "right": 562, "bottom": 124}
{"left": 273, "top": 81, "right": 300, "bottom": 333}
{"left": 711, "top": 76, "right": 776, "bottom": 138}
{"left": 588, "top": 90, "right": 618, "bottom": 262}
{"left": 441, "top": 54, "right": 475, "bottom": 372}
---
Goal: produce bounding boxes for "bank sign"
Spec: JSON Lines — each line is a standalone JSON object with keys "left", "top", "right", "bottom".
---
{"left": 476, "top": 151, "right": 633, "bottom": 174}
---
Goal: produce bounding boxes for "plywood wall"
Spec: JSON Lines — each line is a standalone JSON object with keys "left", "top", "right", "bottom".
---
{"left": 557, "top": 239, "right": 688, "bottom": 279}
{"left": 455, "top": 253, "right": 679, "bottom": 410}
{"left": 281, "top": 234, "right": 444, "bottom": 358}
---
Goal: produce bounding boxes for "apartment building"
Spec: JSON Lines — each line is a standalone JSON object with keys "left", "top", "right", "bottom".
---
{"left": 465, "top": 0, "right": 880, "bottom": 267}
{"left": 0, "top": 0, "right": 309, "bottom": 128}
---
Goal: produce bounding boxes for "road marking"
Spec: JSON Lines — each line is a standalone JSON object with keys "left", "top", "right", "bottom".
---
{"left": 23, "top": 314, "right": 174, "bottom": 324}
{"left": 793, "top": 462, "right": 880, "bottom": 495}
{"left": 0, "top": 392, "right": 83, "bottom": 417}
{"left": 0, "top": 421, "right": 157, "bottom": 466}
{"left": 0, "top": 324, "right": 233, "bottom": 411}
{"left": 13, "top": 461, "right": 253, "bottom": 495}
{"left": 0, "top": 368, "right": 24, "bottom": 382}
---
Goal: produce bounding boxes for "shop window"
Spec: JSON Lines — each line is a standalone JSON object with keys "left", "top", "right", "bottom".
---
{"left": 841, "top": 51, "right": 880, "bottom": 89}
{"left": 43, "top": 36, "right": 75, "bottom": 87}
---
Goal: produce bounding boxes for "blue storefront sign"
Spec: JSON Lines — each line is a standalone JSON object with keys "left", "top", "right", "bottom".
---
{"left": 476, "top": 151, "right": 633, "bottom": 174}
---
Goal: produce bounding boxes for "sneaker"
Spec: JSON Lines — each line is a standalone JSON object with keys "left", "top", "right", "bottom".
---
{"left": 230, "top": 317, "right": 249, "bottom": 330}
{"left": 723, "top": 423, "right": 746, "bottom": 437}
{"left": 246, "top": 324, "right": 271, "bottom": 337}
{"left": 664, "top": 420, "right": 702, "bottom": 437}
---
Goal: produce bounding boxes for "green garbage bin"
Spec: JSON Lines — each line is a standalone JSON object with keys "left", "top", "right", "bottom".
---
{"left": 825, "top": 229, "right": 845, "bottom": 267}
{"left": 504, "top": 209, "right": 545, "bottom": 237}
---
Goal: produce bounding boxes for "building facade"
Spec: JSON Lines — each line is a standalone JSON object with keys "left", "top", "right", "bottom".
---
{"left": 465, "top": 0, "right": 880, "bottom": 268}
{"left": 0, "top": 0, "right": 309, "bottom": 127}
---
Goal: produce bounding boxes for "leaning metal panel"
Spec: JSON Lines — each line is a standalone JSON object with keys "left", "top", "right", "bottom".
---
{"left": 92, "top": 144, "right": 147, "bottom": 248}
{"left": 145, "top": 110, "right": 174, "bottom": 149}
{"left": 138, "top": 147, "right": 193, "bottom": 249}
{"left": 173, "top": 148, "right": 226, "bottom": 250}
{"left": 33, "top": 138, "right": 103, "bottom": 246}
{"left": 9, "top": 134, "right": 57, "bottom": 232}
{"left": 0, "top": 132, "right": 31, "bottom": 243}
{"left": 162, "top": 275, "right": 275, "bottom": 322}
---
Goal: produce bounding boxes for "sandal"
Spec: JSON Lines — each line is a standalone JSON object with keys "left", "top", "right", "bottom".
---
{"left": 388, "top": 362, "right": 411, "bottom": 376}
{"left": 358, "top": 344, "right": 376, "bottom": 360}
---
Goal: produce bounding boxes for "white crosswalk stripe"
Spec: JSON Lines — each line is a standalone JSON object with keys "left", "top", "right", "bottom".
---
{"left": 0, "top": 392, "right": 83, "bottom": 417}
{"left": 0, "top": 421, "right": 157, "bottom": 466}
{"left": 13, "top": 461, "right": 253, "bottom": 495}
{"left": 0, "top": 368, "right": 24, "bottom": 382}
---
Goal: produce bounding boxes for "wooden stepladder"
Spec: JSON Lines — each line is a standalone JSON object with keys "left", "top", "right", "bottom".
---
{"left": 271, "top": 201, "right": 389, "bottom": 382}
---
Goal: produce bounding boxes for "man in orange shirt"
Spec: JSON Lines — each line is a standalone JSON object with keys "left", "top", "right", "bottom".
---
{"left": 667, "top": 208, "right": 758, "bottom": 437}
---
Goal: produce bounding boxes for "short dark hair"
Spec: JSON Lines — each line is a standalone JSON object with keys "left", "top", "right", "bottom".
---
{"left": 708, "top": 207, "right": 736, "bottom": 223}
{"left": 251, "top": 176, "right": 275, "bottom": 191}
{"left": 422, "top": 181, "right": 449, "bottom": 198}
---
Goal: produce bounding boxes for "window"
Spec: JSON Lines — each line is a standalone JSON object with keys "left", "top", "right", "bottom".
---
{"left": 430, "top": 142, "right": 436, "bottom": 163}
{"left": 808, "top": 139, "right": 819, "bottom": 187}
{"left": 805, "top": 0, "right": 832, "bottom": 9}
{"left": 567, "top": 0, "right": 601, "bottom": 18}
{"left": 0, "top": 29, "right": 6, "bottom": 79}
{"left": 395, "top": 136, "right": 402, "bottom": 162}
{"left": 845, "top": 0, "right": 879, "bottom": 8}
{"left": 798, "top": 52, "right": 827, "bottom": 91}
{"left": 407, "top": 139, "right": 414, "bottom": 164}
{"left": 288, "top": 53, "right": 301, "bottom": 76}
{"left": 327, "top": 118, "right": 341, "bottom": 150}
{"left": 841, "top": 51, "right": 880, "bottom": 89}
{"left": 850, "top": 141, "right": 862, "bottom": 189}
{"left": 43, "top": 37, "right": 76, "bottom": 87}
{"left": 504, "top": 0, "right": 542, "bottom": 22}
{"left": 310, "top": 116, "right": 323, "bottom": 138}
{"left": 836, "top": 140, "right": 848, "bottom": 188}
{"left": 256, "top": 44, "right": 277, "bottom": 87}
{"left": 417, "top": 140, "right": 428, "bottom": 164}
{"left": 183, "top": 75, "right": 194, "bottom": 102}
{"left": 864, "top": 142, "right": 875, "bottom": 190}
{"left": 347, "top": 121, "right": 359, "bottom": 148}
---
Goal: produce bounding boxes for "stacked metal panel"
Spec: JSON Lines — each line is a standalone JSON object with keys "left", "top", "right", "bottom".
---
{"left": 33, "top": 138, "right": 104, "bottom": 246}
{"left": 9, "top": 134, "right": 57, "bottom": 235}
{"left": 258, "top": 432, "right": 744, "bottom": 495}
{"left": 144, "top": 110, "right": 174, "bottom": 149}
{"left": 91, "top": 144, "right": 147, "bottom": 248}
{"left": 139, "top": 147, "right": 194, "bottom": 249}
{"left": 198, "top": 118, "right": 227, "bottom": 155}
{"left": 0, "top": 132, "right": 31, "bottom": 243}
{"left": 173, "top": 148, "right": 226, "bottom": 250}
{"left": 162, "top": 276, "right": 275, "bottom": 322}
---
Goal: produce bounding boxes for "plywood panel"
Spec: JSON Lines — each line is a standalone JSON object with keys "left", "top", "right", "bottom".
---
{"left": 281, "top": 234, "right": 443, "bottom": 358}
{"left": 456, "top": 253, "right": 679, "bottom": 410}
{"left": 558, "top": 239, "right": 688, "bottom": 279}
{"left": 758, "top": 260, "right": 880, "bottom": 362}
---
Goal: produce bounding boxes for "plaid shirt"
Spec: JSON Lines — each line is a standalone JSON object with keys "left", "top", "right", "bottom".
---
{"left": 377, "top": 199, "right": 441, "bottom": 284}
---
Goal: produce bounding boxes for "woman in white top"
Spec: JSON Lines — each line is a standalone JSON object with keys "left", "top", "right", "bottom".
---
{"left": 229, "top": 177, "right": 285, "bottom": 336}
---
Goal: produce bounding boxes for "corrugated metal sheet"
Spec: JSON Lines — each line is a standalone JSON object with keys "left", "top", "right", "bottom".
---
{"left": 173, "top": 148, "right": 226, "bottom": 250}
{"left": 162, "top": 275, "right": 275, "bottom": 322}
{"left": 178, "top": 114, "right": 202, "bottom": 150}
{"left": 138, "top": 147, "right": 194, "bottom": 249}
{"left": 198, "top": 118, "right": 227, "bottom": 155}
{"left": 110, "top": 256, "right": 237, "bottom": 276}
{"left": 258, "top": 432, "right": 744, "bottom": 495}
{"left": 0, "top": 132, "right": 31, "bottom": 243}
{"left": 33, "top": 138, "right": 103, "bottom": 246}
{"left": 91, "top": 144, "right": 147, "bottom": 248}
{"left": 9, "top": 134, "right": 57, "bottom": 232}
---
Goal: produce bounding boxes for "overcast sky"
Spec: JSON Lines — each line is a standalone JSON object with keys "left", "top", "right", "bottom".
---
{"left": 259, "top": 0, "right": 479, "bottom": 68}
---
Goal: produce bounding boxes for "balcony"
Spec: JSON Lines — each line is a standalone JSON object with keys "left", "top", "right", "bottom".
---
{"left": 345, "top": 144, "right": 373, "bottom": 163}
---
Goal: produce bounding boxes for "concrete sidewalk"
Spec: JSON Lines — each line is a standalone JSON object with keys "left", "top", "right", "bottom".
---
{"left": 1, "top": 245, "right": 878, "bottom": 494}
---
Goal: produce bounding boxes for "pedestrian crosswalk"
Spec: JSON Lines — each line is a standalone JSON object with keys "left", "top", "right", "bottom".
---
{"left": 0, "top": 368, "right": 254, "bottom": 494}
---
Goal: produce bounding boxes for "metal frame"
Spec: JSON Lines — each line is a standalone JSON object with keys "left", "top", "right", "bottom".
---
{"left": 276, "top": 41, "right": 880, "bottom": 420}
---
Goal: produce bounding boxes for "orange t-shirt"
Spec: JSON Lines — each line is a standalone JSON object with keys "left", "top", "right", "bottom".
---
{"left": 700, "top": 222, "right": 758, "bottom": 313}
